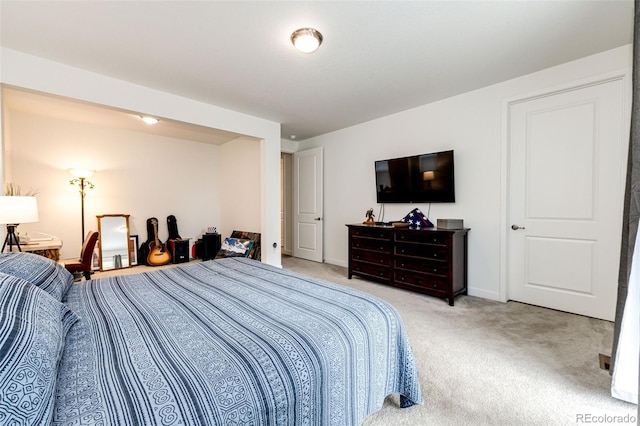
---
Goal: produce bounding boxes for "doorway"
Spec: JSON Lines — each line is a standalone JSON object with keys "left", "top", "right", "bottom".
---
{"left": 281, "top": 153, "right": 293, "bottom": 256}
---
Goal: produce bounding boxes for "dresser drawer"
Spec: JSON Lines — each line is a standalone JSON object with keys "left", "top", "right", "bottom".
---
{"left": 395, "top": 257, "right": 448, "bottom": 276}
{"left": 352, "top": 237, "right": 392, "bottom": 254}
{"left": 395, "top": 230, "right": 449, "bottom": 245}
{"left": 395, "top": 243, "right": 447, "bottom": 261}
{"left": 394, "top": 271, "right": 448, "bottom": 293}
{"left": 352, "top": 261, "right": 391, "bottom": 281}
{"left": 350, "top": 227, "right": 393, "bottom": 240}
{"left": 352, "top": 249, "right": 392, "bottom": 267}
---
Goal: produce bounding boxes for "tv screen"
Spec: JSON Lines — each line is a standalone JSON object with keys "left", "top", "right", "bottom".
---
{"left": 375, "top": 150, "right": 455, "bottom": 203}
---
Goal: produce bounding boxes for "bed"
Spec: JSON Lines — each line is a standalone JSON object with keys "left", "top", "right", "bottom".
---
{"left": 0, "top": 252, "right": 422, "bottom": 425}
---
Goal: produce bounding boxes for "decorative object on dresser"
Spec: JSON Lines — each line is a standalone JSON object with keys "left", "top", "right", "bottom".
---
{"left": 346, "top": 223, "right": 469, "bottom": 306}
{"left": 364, "top": 208, "right": 376, "bottom": 225}
{"left": 437, "top": 218, "right": 464, "bottom": 229}
{"left": 400, "top": 207, "right": 434, "bottom": 228}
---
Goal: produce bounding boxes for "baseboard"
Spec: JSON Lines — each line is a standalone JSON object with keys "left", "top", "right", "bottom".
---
{"left": 467, "top": 287, "right": 501, "bottom": 302}
{"left": 323, "top": 258, "right": 348, "bottom": 268}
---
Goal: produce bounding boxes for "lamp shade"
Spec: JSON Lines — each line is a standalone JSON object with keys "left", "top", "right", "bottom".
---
{"left": 0, "top": 196, "right": 39, "bottom": 224}
{"left": 68, "top": 168, "right": 95, "bottom": 179}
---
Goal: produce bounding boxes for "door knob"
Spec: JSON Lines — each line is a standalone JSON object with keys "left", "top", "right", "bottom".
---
{"left": 511, "top": 224, "right": 525, "bottom": 230}
{"left": 314, "top": 217, "right": 321, "bottom": 221}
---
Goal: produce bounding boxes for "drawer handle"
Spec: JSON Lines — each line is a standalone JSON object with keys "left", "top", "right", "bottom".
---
{"left": 380, "top": 259, "right": 384, "bottom": 264}
{"left": 432, "top": 283, "right": 438, "bottom": 288}
{"left": 379, "top": 272, "right": 384, "bottom": 277}
{"left": 380, "top": 246, "right": 384, "bottom": 250}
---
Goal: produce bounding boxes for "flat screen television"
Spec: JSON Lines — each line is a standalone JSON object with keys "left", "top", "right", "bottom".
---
{"left": 375, "top": 150, "right": 455, "bottom": 203}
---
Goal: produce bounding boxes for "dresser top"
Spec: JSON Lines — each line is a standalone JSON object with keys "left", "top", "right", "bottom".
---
{"left": 346, "top": 223, "right": 469, "bottom": 233}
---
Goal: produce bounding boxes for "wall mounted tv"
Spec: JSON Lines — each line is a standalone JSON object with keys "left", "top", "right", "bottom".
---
{"left": 375, "top": 150, "right": 455, "bottom": 203}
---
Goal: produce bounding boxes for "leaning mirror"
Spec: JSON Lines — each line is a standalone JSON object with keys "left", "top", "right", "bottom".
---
{"left": 97, "top": 214, "right": 131, "bottom": 271}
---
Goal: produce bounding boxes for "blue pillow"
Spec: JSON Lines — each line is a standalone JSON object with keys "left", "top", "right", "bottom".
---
{"left": 0, "top": 272, "right": 78, "bottom": 425}
{"left": 0, "top": 252, "right": 74, "bottom": 301}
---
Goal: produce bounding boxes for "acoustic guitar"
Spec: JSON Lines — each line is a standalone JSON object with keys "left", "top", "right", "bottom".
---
{"left": 147, "top": 218, "right": 171, "bottom": 266}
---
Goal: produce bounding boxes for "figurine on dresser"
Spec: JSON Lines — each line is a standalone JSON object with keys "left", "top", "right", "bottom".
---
{"left": 364, "top": 208, "right": 376, "bottom": 225}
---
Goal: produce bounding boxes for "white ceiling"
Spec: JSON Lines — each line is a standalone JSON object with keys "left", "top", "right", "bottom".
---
{"left": 0, "top": 1, "right": 634, "bottom": 142}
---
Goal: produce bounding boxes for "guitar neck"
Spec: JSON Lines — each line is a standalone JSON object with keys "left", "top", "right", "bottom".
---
{"left": 153, "top": 221, "right": 161, "bottom": 245}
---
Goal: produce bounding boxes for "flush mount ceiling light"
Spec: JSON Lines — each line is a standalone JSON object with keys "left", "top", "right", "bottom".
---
{"left": 291, "top": 28, "right": 323, "bottom": 53}
{"left": 140, "top": 116, "right": 159, "bottom": 125}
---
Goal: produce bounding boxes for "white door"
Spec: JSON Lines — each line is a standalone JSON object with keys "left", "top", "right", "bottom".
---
{"left": 293, "top": 147, "right": 323, "bottom": 262}
{"left": 508, "top": 77, "right": 626, "bottom": 321}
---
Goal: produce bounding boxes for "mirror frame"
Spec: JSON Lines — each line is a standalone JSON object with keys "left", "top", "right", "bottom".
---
{"left": 96, "top": 214, "right": 131, "bottom": 271}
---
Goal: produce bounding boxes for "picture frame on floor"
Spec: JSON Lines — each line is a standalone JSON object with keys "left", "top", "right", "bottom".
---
{"left": 91, "top": 241, "right": 100, "bottom": 271}
{"left": 129, "top": 235, "right": 139, "bottom": 266}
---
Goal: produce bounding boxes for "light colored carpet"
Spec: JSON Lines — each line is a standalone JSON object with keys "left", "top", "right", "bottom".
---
{"left": 280, "top": 256, "right": 636, "bottom": 426}
{"left": 93, "top": 257, "right": 637, "bottom": 425}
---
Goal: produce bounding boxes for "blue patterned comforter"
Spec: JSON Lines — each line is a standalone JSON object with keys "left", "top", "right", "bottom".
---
{"left": 54, "top": 258, "right": 422, "bottom": 425}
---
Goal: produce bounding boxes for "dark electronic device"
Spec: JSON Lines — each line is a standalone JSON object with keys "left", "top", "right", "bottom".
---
{"left": 375, "top": 150, "right": 455, "bottom": 203}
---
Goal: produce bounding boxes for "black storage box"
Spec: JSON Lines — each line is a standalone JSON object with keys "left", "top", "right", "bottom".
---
{"left": 168, "top": 239, "right": 190, "bottom": 264}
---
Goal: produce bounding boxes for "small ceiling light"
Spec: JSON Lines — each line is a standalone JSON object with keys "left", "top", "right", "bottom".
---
{"left": 291, "top": 28, "right": 323, "bottom": 53}
{"left": 141, "top": 116, "right": 159, "bottom": 125}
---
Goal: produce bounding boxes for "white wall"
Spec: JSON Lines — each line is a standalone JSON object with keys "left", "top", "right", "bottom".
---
{"left": 0, "top": 48, "right": 282, "bottom": 266}
{"left": 299, "top": 45, "right": 632, "bottom": 301}
{"left": 218, "top": 137, "right": 262, "bottom": 238}
{"left": 5, "top": 109, "right": 263, "bottom": 261}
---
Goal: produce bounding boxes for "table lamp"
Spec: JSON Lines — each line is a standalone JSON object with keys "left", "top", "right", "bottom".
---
{"left": 0, "top": 196, "right": 40, "bottom": 253}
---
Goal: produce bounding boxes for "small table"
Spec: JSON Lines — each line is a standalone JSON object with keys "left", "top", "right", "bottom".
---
{"left": 13, "top": 238, "right": 63, "bottom": 261}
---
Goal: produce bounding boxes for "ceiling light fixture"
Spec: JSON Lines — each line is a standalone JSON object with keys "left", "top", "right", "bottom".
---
{"left": 141, "top": 116, "right": 159, "bottom": 125}
{"left": 291, "top": 28, "right": 323, "bottom": 53}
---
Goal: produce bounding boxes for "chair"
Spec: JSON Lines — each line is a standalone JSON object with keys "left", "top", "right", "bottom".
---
{"left": 65, "top": 231, "right": 99, "bottom": 280}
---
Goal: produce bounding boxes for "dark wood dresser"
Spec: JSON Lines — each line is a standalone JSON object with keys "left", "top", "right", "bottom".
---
{"left": 346, "top": 224, "right": 469, "bottom": 306}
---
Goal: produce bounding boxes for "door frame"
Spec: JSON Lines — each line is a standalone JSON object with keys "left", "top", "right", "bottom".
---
{"left": 499, "top": 69, "right": 631, "bottom": 303}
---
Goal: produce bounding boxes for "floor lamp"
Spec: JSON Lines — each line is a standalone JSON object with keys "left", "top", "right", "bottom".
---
{"left": 0, "top": 196, "right": 40, "bottom": 253}
{"left": 69, "top": 168, "right": 95, "bottom": 243}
